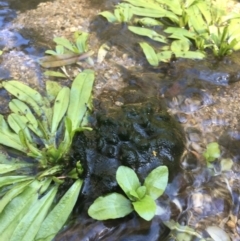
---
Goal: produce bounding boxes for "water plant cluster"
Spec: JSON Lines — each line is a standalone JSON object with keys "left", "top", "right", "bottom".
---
{"left": 100, "top": 0, "right": 240, "bottom": 65}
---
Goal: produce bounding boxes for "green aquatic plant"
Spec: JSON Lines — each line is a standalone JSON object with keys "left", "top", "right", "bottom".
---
{"left": 88, "top": 165, "right": 168, "bottom": 221}
{"left": 0, "top": 69, "right": 94, "bottom": 240}
{"left": 100, "top": 0, "right": 240, "bottom": 65}
{"left": 203, "top": 142, "right": 221, "bottom": 165}
{"left": 39, "top": 31, "right": 94, "bottom": 68}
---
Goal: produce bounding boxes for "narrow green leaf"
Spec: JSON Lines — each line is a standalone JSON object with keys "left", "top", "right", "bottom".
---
{"left": 43, "top": 71, "right": 66, "bottom": 78}
{"left": 9, "top": 99, "right": 38, "bottom": 130}
{"left": 0, "top": 180, "right": 33, "bottom": 213}
{"left": 128, "top": 26, "right": 167, "bottom": 43}
{"left": 0, "top": 163, "right": 33, "bottom": 174}
{"left": 75, "top": 32, "right": 89, "bottom": 53}
{"left": 164, "top": 27, "right": 196, "bottom": 40}
{"left": 67, "top": 70, "right": 94, "bottom": 130}
{"left": 35, "top": 179, "right": 83, "bottom": 241}
{"left": 116, "top": 166, "right": 141, "bottom": 200}
{"left": 10, "top": 185, "right": 58, "bottom": 241}
{"left": 2, "top": 81, "right": 43, "bottom": 116}
{"left": 53, "top": 37, "right": 76, "bottom": 53}
{"left": 88, "top": 193, "right": 133, "bottom": 220}
{"left": 139, "top": 42, "right": 159, "bottom": 66}
{"left": 136, "top": 17, "right": 163, "bottom": 27}
{"left": 0, "top": 180, "right": 41, "bottom": 236}
{"left": 51, "top": 87, "right": 70, "bottom": 133}
{"left": 144, "top": 165, "right": 168, "bottom": 200}
{"left": 174, "top": 51, "right": 205, "bottom": 59}
{"left": 8, "top": 113, "right": 32, "bottom": 142}
{"left": 0, "top": 176, "right": 33, "bottom": 189}
{"left": 132, "top": 195, "right": 156, "bottom": 221}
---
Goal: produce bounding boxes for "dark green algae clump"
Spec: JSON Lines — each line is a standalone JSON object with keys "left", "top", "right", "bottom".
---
{"left": 71, "top": 85, "right": 186, "bottom": 206}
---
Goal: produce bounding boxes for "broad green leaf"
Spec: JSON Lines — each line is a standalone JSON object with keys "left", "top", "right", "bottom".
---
{"left": 132, "top": 195, "right": 156, "bottom": 221}
{"left": 171, "top": 39, "right": 190, "bottom": 52}
{"left": 67, "top": 70, "right": 94, "bottom": 130}
{"left": 0, "top": 115, "right": 24, "bottom": 151}
{"left": 35, "top": 179, "right": 83, "bottom": 241}
{"left": 128, "top": 26, "right": 167, "bottom": 43}
{"left": 144, "top": 165, "right": 168, "bottom": 200}
{"left": 0, "top": 180, "right": 32, "bottom": 213}
{"left": 55, "top": 45, "right": 65, "bottom": 54}
{"left": 10, "top": 185, "right": 58, "bottom": 241}
{"left": 157, "top": 51, "right": 172, "bottom": 62}
{"left": 0, "top": 180, "right": 41, "bottom": 236}
{"left": 9, "top": 99, "right": 38, "bottom": 130}
{"left": 43, "top": 71, "right": 66, "bottom": 78}
{"left": 203, "top": 142, "right": 221, "bottom": 163}
{"left": 88, "top": 193, "right": 133, "bottom": 220}
{"left": 118, "top": 3, "right": 133, "bottom": 22}
{"left": 164, "top": 27, "right": 196, "bottom": 40}
{"left": 116, "top": 166, "right": 141, "bottom": 200}
{"left": 99, "top": 11, "right": 117, "bottom": 23}
{"left": 8, "top": 113, "right": 32, "bottom": 142}
{"left": 0, "top": 163, "right": 33, "bottom": 174}
{"left": 53, "top": 37, "right": 76, "bottom": 53}
{"left": 139, "top": 42, "right": 159, "bottom": 66}
{"left": 2, "top": 81, "right": 43, "bottom": 116}
{"left": 136, "top": 185, "right": 146, "bottom": 199}
{"left": 46, "top": 81, "right": 62, "bottom": 102}
{"left": 51, "top": 87, "right": 70, "bottom": 133}
{"left": 196, "top": 1, "right": 212, "bottom": 25}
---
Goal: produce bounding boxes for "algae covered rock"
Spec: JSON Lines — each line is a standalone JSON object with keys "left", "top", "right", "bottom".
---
{"left": 71, "top": 86, "right": 185, "bottom": 206}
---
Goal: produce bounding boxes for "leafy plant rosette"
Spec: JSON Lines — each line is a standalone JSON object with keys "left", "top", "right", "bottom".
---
{"left": 99, "top": 0, "right": 240, "bottom": 65}
{"left": 88, "top": 165, "right": 168, "bottom": 221}
{"left": 0, "top": 69, "right": 94, "bottom": 241}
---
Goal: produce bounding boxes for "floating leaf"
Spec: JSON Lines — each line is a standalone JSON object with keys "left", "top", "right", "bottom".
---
{"left": 116, "top": 165, "right": 141, "bottom": 200}
{"left": 144, "top": 165, "right": 168, "bottom": 200}
{"left": 88, "top": 193, "right": 133, "bottom": 220}
{"left": 132, "top": 195, "right": 156, "bottom": 221}
{"left": 35, "top": 179, "right": 83, "bottom": 241}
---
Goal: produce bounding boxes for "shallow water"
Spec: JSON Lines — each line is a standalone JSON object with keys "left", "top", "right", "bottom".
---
{"left": 1, "top": 0, "right": 240, "bottom": 241}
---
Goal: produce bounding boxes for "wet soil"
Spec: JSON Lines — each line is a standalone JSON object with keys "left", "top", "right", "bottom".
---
{"left": 2, "top": 0, "right": 240, "bottom": 240}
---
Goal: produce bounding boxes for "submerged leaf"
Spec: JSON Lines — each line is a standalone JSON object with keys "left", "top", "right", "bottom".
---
{"left": 88, "top": 193, "right": 133, "bottom": 220}
{"left": 35, "top": 179, "right": 83, "bottom": 241}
